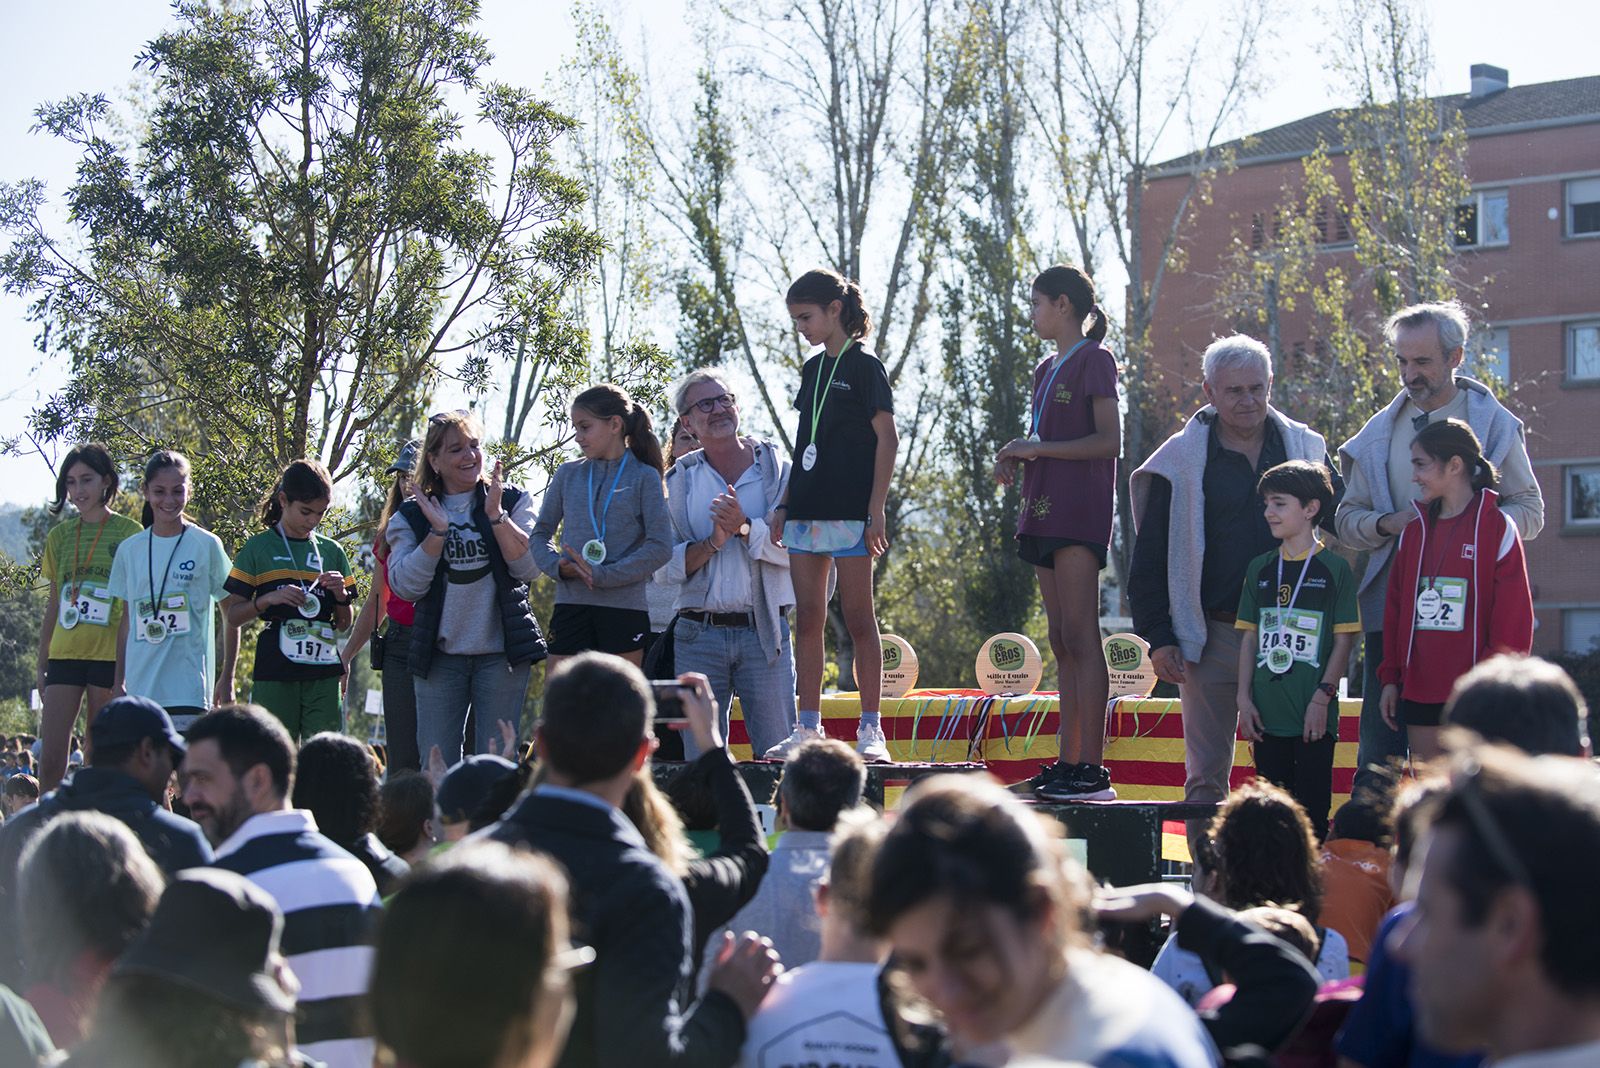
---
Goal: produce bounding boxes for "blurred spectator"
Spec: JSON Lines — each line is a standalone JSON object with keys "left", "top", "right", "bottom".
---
{"left": 3, "top": 775, "right": 39, "bottom": 818}
{"left": 434, "top": 753, "right": 520, "bottom": 846}
{"left": 1442, "top": 654, "right": 1589, "bottom": 757}
{"left": 1391, "top": 748, "right": 1600, "bottom": 1065}
{"left": 488, "top": 653, "right": 779, "bottom": 1066}
{"left": 1335, "top": 778, "right": 1480, "bottom": 1068}
{"left": 1097, "top": 886, "right": 1320, "bottom": 1058}
{"left": 376, "top": 771, "right": 436, "bottom": 867}
{"left": 738, "top": 811, "right": 939, "bottom": 1068}
{"left": 291, "top": 732, "right": 409, "bottom": 896}
{"left": 16, "top": 812, "right": 164, "bottom": 1049}
{"left": 706, "top": 737, "right": 864, "bottom": 975}
{"left": 866, "top": 776, "right": 1215, "bottom": 1066}
{"left": 623, "top": 688, "right": 767, "bottom": 986}
{"left": 372, "top": 841, "right": 585, "bottom": 1068}
{"left": 1320, "top": 788, "right": 1396, "bottom": 968}
{"left": 0, "top": 697, "right": 210, "bottom": 987}
{"left": 59, "top": 868, "right": 299, "bottom": 1068}
{"left": 184, "top": 704, "right": 380, "bottom": 1068}
{"left": 0, "top": 982, "right": 52, "bottom": 1066}
{"left": 1155, "top": 779, "right": 1349, "bottom": 1005}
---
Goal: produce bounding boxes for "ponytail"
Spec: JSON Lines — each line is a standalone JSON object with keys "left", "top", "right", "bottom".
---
{"left": 139, "top": 450, "right": 192, "bottom": 529}
{"left": 259, "top": 459, "right": 335, "bottom": 528}
{"left": 786, "top": 269, "right": 874, "bottom": 340}
{"left": 1033, "top": 264, "right": 1106, "bottom": 342}
{"left": 1413, "top": 418, "right": 1497, "bottom": 519}
{"left": 572, "top": 384, "right": 665, "bottom": 478}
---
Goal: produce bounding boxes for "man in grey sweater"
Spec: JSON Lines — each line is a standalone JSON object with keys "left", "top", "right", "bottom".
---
{"left": 1336, "top": 300, "right": 1542, "bottom": 790}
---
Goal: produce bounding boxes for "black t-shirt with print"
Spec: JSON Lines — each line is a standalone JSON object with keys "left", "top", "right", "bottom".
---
{"left": 787, "top": 342, "right": 895, "bottom": 521}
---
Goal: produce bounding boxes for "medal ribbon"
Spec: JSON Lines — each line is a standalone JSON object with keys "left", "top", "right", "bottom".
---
{"left": 805, "top": 341, "right": 851, "bottom": 450}
{"left": 66, "top": 516, "right": 109, "bottom": 608}
{"left": 586, "top": 453, "right": 631, "bottom": 552}
{"left": 277, "top": 523, "right": 324, "bottom": 603}
{"left": 1029, "top": 338, "right": 1090, "bottom": 439}
{"left": 1270, "top": 540, "right": 1318, "bottom": 663}
{"left": 146, "top": 524, "right": 190, "bottom": 621}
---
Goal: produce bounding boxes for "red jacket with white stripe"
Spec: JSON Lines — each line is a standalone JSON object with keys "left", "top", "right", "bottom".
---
{"left": 1379, "top": 488, "right": 1534, "bottom": 704}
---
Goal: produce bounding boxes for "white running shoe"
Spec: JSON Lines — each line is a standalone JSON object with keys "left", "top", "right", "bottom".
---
{"left": 762, "top": 724, "right": 824, "bottom": 760}
{"left": 855, "top": 723, "right": 892, "bottom": 763}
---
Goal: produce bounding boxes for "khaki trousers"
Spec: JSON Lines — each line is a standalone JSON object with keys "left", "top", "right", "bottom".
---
{"left": 1181, "top": 620, "right": 1244, "bottom": 853}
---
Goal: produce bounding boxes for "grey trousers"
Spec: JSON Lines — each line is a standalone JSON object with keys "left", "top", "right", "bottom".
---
{"left": 1181, "top": 620, "right": 1244, "bottom": 850}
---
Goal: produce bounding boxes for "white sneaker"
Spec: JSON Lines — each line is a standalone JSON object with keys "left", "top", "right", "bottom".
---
{"left": 763, "top": 725, "right": 824, "bottom": 760}
{"left": 855, "top": 723, "right": 892, "bottom": 763}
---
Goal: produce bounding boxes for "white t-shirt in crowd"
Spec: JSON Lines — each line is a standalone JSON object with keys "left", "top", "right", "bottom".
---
{"left": 738, "top": 961, "right": 896, "bottom": 1068}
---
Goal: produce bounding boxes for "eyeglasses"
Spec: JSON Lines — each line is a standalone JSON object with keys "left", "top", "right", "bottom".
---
{"left": 682, "top": 393, "right": 737, "bottom": 416}
{"left": 429, "top": 409, "right": 471, "bottom": 424}
{"left": 1452, "top": 754, "right": 1534, "bottom": 889}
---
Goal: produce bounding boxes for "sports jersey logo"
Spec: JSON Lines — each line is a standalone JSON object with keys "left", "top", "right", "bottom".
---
{"left": 1052, "top": 385, "right": 1074, "bottom": 404}
{"left": 444, "top": 524, "right": 492, "bottom": 584}
{"left": 1462, "top": 544, "right": 1475, "bottom": 560}
{"left": 178, "top": 559, "right": 196, "bottom": 572}
{"left": 1277, "top": 584, "right": 1291, "bottom": 607}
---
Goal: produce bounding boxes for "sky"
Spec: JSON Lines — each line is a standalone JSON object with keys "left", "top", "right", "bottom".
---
{"left": 0, "top": 0, "right": 1593, "bottom": 507}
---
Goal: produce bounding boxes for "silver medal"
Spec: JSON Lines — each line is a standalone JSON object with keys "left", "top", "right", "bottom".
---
{"left": 1266, "top": 644, "right": 1294, "bottom": 675}
{"left": 61, "top": 604, "right": 81, "bottom": 630}
{"left": 582, "top": 539, "right": 607, "bottom": 565}
{"left": 297, "top": 590, "right": 322, "bottom": 619}
{"left": 1416, "top": 586, "right": 1443, "bottom": 620}
{"left": 145, "top": 617, "right": 169, "bottom": 644}
{"left": 801, "top": 442, "right": 818, "bottom": 471}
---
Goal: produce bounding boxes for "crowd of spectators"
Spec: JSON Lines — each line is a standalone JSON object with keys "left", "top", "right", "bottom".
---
{"left": 0, "top": 647, "right": 1595, "bottom": 1068}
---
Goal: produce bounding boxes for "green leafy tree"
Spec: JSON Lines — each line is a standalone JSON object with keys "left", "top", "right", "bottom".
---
{"left": 0, "top": 0, "right": 600, "bottom": 552}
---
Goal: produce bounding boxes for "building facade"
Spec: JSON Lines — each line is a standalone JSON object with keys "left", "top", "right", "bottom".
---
{"left": 1140, "top": 68, "right": 1600, "bottom": 655}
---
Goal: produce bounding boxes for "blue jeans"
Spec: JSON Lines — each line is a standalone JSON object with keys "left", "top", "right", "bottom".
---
{"left": 674, "top": 615, "right": 797, "bottom": 758}
{"left": 1354, "top": 630, "right": 1408, "bottom": 792}
{"left": 413, "top": 651, "right": 531, "bottom": 767}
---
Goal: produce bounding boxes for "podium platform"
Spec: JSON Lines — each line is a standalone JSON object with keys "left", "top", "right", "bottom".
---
{"left": 725, "top": 692, "right": 1363, "bottom": 811}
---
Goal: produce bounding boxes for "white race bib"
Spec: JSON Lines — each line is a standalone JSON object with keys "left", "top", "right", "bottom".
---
{"left": 279, "top": 619, "right": 341, "bottom": 666}
{"left": 1257, "top": 607, "right": 1323, "bottom": 668}
{"left": 1416, "top": 577, "right": 1468, "bottom": 632}
{"left": 62, "top": 584, "right": 114, "bottom": 628}
{"left": 135, "top": 594, "right": 191, "bottom": 643}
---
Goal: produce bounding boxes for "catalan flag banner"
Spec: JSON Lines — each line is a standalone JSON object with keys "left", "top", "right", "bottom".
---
{"left": 729, "top": 691, "right": 1361, "bottom": 810}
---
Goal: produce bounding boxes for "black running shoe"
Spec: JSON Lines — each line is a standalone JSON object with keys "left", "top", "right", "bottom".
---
{"left": 1035, "top": 762, "right": 1117, "bottom": 802}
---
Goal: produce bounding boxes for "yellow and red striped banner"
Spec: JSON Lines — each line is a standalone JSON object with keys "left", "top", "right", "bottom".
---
{"left": 729, "top": 691, "right": 1362, "bottom": 812}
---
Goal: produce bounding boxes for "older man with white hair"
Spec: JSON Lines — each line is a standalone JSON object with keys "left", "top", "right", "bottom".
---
{"left": 1129, "top": 335, "right": 1342, "bottom": 842}
{"left": 657, "top": 368, "right": 804, "bottom": 760}
{"left": 1336, "top": 300, "right": 1542, "bottom": 790}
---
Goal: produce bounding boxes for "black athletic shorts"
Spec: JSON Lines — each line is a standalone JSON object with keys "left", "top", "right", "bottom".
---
{"left": 1017, "top": 534, "right": 1109, "bottom": 571}
{"left": 1400, "top": 699, "right": 1446, "bottom": 728}
{"left": 547, "top": 603, "right": 652, "bottom": 656}
{"left": 46, "top": 658, "right": 115, "bottom": 689}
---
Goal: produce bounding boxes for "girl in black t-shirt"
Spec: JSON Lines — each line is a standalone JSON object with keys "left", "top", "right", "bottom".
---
{"left": 770, "top": 269, "right": 898, "bottom": 763}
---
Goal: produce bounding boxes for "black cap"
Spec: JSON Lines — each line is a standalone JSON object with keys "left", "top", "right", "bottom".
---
{"left": 436, "top": 754, "right": 517, "bottom": 824}
{"left": 387, "top": 439, "right": 421, "bottom": 475}
{"left": 114, "top": 869, "right": 297, "bottom": 1013}
{"left": 90, "top": 695, "right": 186, "bottom": 758}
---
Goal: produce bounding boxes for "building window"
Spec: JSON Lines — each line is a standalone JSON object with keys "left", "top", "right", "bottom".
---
{"left": 1468, "top": 326, "right": 1510, "bottom": 384}
{"left": 1568, "top": 176, "right": 1600, "bottom": 238}
{"left": 1569, "top": 464, "right": 1600, "bottom": 527}
{"left": 1455, "top": 189, "right": 1509, "bottom": 247}
{"left": 1570, "top": 322, "right": 1600, "bottom": 381}
{"left": 1565, "top": 609, "right": 1600, "bottom": 655}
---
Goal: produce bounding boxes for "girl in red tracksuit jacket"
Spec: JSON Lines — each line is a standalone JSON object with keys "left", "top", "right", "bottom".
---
{"left": 1378, "top": 418, "right": 1533, "bottom": 763}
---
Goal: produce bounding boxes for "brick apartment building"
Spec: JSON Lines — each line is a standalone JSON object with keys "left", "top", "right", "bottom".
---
{"left": 1140, "top": 67, "right": 1600, "bottom": 656}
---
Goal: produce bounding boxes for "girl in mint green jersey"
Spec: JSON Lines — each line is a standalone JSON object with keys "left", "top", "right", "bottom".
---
{"left": 107, "top": 450, "right": 234, "bottom": 733}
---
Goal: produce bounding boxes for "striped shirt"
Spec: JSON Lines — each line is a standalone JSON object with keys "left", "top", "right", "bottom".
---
{"left": 213, "top": 809, "right": 380, "bottom": 1068}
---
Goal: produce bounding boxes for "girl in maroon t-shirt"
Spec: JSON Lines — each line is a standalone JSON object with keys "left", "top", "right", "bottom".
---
{"left": 995, "top": 265, "right": 1121, "bottom": 801}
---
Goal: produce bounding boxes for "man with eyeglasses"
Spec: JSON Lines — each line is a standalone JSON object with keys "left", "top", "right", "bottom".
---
{"left": 657, "top": 369, "right": 804, "bottom": 760}
{"left": 1336, "top": 301, "right": 1542, "bottom": 790}
{"left": 1391, "top": 747, "right": 1600, "bottom": 1068}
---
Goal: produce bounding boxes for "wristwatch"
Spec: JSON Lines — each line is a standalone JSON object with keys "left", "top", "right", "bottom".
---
{"left": 1315, "top": 681, "right": 1338, "bottom": 701}
{"left": 738, "top": 521, "right": 751, "bottom": 537}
